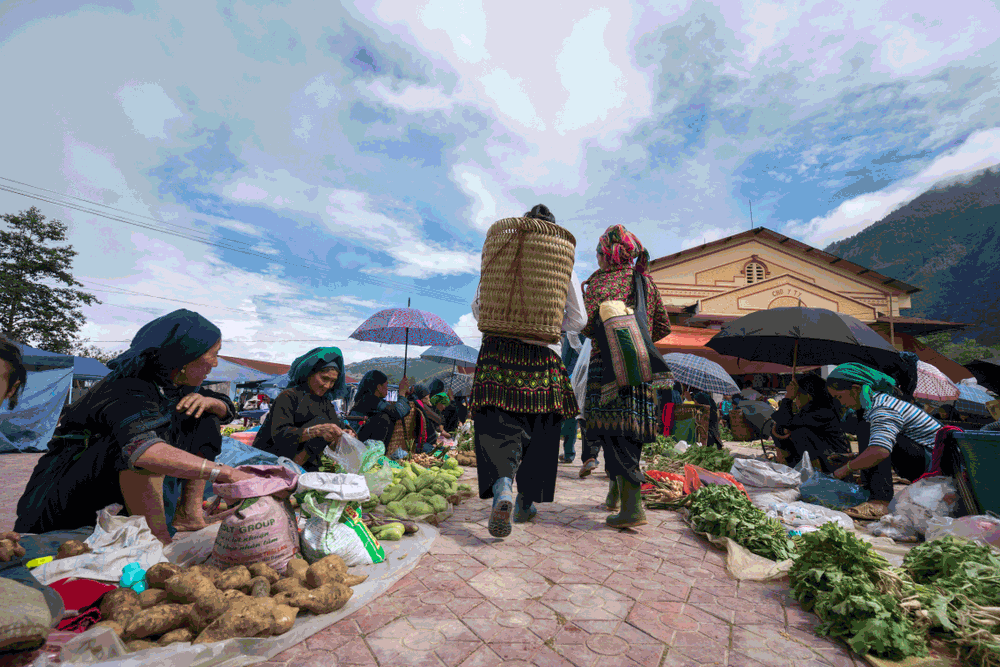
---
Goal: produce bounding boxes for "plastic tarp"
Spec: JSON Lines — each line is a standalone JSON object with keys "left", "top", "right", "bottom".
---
{"left": 0, "top": 367, "right": 72, "bottom": 453}
{"left": 73, "top": 356, "right": 110, "bottom": 380}
{"left": 205, "top": 358, "right": 274, "bottom": 383}
{"left": 17, "top": 343, "right": 74, "bottom": 369}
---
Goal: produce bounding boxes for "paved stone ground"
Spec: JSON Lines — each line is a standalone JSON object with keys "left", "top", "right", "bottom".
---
{"left": 0, "top": 449, "right": 864, "bottom": 667}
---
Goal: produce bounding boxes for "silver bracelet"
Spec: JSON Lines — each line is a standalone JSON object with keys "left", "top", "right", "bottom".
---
{"left": 200, "top": 459, "right": 209, "bottom": 479}
{"left": 209, "top": 465, "right": 223, "bottom": 484}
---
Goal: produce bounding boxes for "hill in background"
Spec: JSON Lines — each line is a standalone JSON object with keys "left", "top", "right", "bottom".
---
{"left": 824, "top": 167, "right": 1000, "bottom": 345}
{"left": 345, "top": 356, "right": 459, "bottom": 385}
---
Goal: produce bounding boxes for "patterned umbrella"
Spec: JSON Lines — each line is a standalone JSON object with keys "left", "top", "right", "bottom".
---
{"left": 420, "top": 344, "right": 480, "bottom": 367}
{"left": 914, "top": 361, "right": 960, "bottom": 402}
{"left": 663, "top": 353, "right": 740, "bottom": 395}
{"left": 350, "top": 300, "right": 462, "bottom": 377}
{"left": 955, "top": 383, "right": 994, "bottom": 417}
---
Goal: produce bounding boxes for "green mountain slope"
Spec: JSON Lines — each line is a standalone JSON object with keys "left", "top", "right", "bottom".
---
{"left": 824, "top": 167, "right": 1000, "bottom": 345}
{"left": 344, "top": 356, "right": 456, "bottom": 385}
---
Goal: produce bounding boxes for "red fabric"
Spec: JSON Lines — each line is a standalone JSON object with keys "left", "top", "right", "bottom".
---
{"left": 48, "top": 578, "right": 117, "bottom": 612}
{"left": 916, "top": 425, "right": 964, "bottom": 481}
{"left": 57, "top": 608, "right": 102, "bottom": 633}
{"left": 661, "top": 403, "right": 675, "bottom": 436}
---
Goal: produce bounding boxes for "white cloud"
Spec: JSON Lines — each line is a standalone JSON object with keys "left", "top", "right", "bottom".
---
{"left": 450, "top": 311, "right": 481, "bottom": 344}
{"left": 360, "top": 80, "right": 455, "bottom": 111}
{"left": 304, "top": 75, "right": 339, "bottom": 108}
{"left": 416, "top": 0, "right": 488, "bottom": 64}
{"left": 479, "top": 67, "right": 546, "bottom": 131}
{"left": 114, "top": 82, "right": 184, "bottom": 139}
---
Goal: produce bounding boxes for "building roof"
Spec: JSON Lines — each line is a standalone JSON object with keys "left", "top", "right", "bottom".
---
{"left": 219, "top": 355, "right": 291, "bottom": 376}
{"left": 873, "top": 317, "right": 970, "bottom": 336}
{"left": 649, "top": 227, "right": 922, "bottom": 295}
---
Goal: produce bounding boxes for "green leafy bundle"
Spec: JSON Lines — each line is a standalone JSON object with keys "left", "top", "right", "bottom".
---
{"left": 687, "top": 485, "right": 796, "bottom": 562}
{"left": 643, "top": 434, "right": 677, "bottom": 459}
{"left": 648, "top": 444, "right": 735, "bottom": 474}
{"left": 789, "top": 524, "right": 927, "bottom": 660}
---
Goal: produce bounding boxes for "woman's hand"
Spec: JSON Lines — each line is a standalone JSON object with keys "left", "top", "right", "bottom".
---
{"left": 305, "top": 423, "right": 344, "bottom": 443}
{"left": 220, "top": 466, "right": 256, "bottom": 484}
{"left": 398, "top": 376, "right": 411, "bottom": 395}
{"left": 176, "top": 394, "right": 227, "bottom": 419}
{"left": 833, "top": 464, "right": 852, "bottom": 480}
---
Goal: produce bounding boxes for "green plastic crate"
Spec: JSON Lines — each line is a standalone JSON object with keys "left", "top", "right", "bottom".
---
{"left": 953, "top": 431, "right": 1000, "bottom": 515}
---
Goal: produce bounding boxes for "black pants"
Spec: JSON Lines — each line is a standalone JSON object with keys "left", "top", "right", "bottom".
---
{"left": 580, "top": 421, "right": 602, "bottom": 463}
{"left": 707, "top": 421, "right": 723, "bottom": 449}
{"left": 357, "top": 412, "right": 394, "bottom": 444}
{"left": 853, "top": 421, "right": 929, "bottom": 502}
{"left": 472, "top": 408, "right": 561, "bottom": 504}
{"left": 773, "top": 429, "right": 850, "bottom": 474}
{"left": 593, "top": 434, "right": 644, "bottom": 486}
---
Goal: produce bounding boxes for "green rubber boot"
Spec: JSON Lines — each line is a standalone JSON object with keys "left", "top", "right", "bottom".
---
{"left": 606, "top": 478, "right": 648, "bottom": 529}
{"left": 604, "top": 476, "right": 621, "bottom": 511}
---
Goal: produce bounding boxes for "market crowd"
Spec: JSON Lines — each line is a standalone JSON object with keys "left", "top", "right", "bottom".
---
{"left": 0, "top": 203, "right": 989, "bottom": 544}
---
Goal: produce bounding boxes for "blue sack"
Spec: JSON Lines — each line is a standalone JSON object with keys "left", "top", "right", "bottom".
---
{"left": 799, "top": 471, "right": 870, "bottom": 510}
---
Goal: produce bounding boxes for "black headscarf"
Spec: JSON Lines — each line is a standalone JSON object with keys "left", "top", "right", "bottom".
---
{"left": 352, "top": 370, "right": 388, "bottom": 416}
{"left": 105, "top": 309, "right": 221, "bottom": 386}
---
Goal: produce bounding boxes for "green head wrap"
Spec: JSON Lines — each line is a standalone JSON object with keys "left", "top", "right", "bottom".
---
{"left": 429, "top": 392, "right": 450, "bottom": 407}
{"left": 827, "top": 363, "right": 897, "bottom": 410}
{"left": 288, "top": 347, "right": 346, "bottom": 399}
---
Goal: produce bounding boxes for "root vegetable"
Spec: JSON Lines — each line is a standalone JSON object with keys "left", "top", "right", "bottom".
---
{"left": 1, "top": 531, "right": 21, "bottom": 542}
{"left": 91, "top": 620, "right": 124, "bottom": 638}
{"left": 216, "top": 565, "right": 251, "bottom": 591}
{"left": 55, "top": 540, "right": 92, "bottom": 560}
{"left": 271, "top": 604, "right": 298, "bottom": 635}
{"left": 222, "top": 589, "right": 247, "bottom": 602}
{"left": 188, "top": 588, "right": 231, "bottom": 634}
{"left": 249, "top": 576, "right": 271, "bottom": 598}
{"left": 247, "top": 562, "right": 280, "bottom": 585}
{"left": 284, "top": 582, "right": 353, "bottom": 614}
{"left": 123, "top": 603, "right": 192, "bottom": 640}
{"left": 187, "top": 564, "right": 222, "bottom": 584}
{"left": 146, "top": 563, "right": 184, "bottom": 589}
{"left": 158, "top": 627, "right": 195, "bottom": 646}
{"left": 100, "top": 588, "right": 141, "bottom": 625}
{"left": 165, "top": 571, "right": 217, "bottom": 604}
{"left": 138, "top": 589, "right": 168, "bottom": 609}
{"left": 285, "top": 558, "right": 308, "bottom": 584}
{"left": 305, "top": 555, "right": 347, "bottom": 588}
{"left": 271, "top": 577, "right": 305, "bottom": 594}
{"left": 193, "top": 600, "right": 274, "bottom": 644}
{"left": 0, "top": 543, "right": 12, "bottom": 562}
{"left": 126, "top": 640, "right": 158, "bottom": 653}
{"left": 342, "top": 574, "right": 368, "bottom": 587}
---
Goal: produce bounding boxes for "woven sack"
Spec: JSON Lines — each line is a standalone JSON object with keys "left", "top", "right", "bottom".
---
{"left": 477, "top": 217, "right": 576, "bottom": 344}
{"left": 729, "top": 409, "right": 756, "bottom": 441}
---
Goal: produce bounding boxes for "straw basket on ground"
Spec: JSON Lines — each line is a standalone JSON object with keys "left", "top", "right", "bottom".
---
{"left": 672, "top": 403, "right": 709, "bottom": 445}
{"left": 728, "top": 408, "right": 756, "bottom": 442}
{"left": 388, "top": 400, "right": 420, "bottom": 454}
{"left": 477, "top": 217, "right": 576, "bottom": 345}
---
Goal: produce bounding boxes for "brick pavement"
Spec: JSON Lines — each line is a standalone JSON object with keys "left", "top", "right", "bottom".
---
{"left": 0, "top": 450, "right": 863, "bottom": 667}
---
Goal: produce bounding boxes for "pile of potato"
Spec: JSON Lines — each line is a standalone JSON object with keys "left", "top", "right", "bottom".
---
{"left": 95, "top": 555, "right": 366, "bottom": 652}
{"left": 0, "top": 531, "right": 27, "bottom": 562}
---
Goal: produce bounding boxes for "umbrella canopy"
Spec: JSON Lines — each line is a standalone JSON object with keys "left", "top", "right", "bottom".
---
{"left": 966, "top": 358, "right": 1000, "bottom": 395}
{"left": 706, "top": 307, "right": 900, "bottom": 371}
{"left": 350, "top": 303, "right": 462, "bottom": 377}
{"left": 956, "top": 383, "right": 994, "bottom": 417}
{"left": 737, "top": 400, "right": 775, "bottom": 432}
{"left": 663, "top": 353, "right": 740, "bottom": 395}
{"left": 205, "top": 357, "right": 274, "bottom": 383}
{"left": 439, "top": 373, "right": 474, "bottom": 397}
{"left": 420, "top": 344, "right": 479, "bottom": 367}
{"left": 914, "top": 361, "right": 960, "bottom": 402}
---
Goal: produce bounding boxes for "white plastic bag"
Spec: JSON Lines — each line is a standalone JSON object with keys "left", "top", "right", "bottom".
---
{"left": 925, "top": 515, "right": 1000, "bottom": 549}
{"left": 794, "top": 456, "right": 813, "bottom": 484}
{"left": 300, "top": 502, "right": 385, "bottom": 566}
{"left": 674, "top": 440, "right": 689, "bottom": 453}
{"left": 744, "top": 485, "right": 800, "bottom": 511}
{"left": 572, "top": 338, "right": 591, "bottom": 418}
{"left": 327, "top": 432, "right": 367, "bottom": 474}
{"left": 887, "top": 476, "right": 959, "bottom": 537}
{"left": 296, "top": 472, "right": 371, "bottom": 502}
{"left": 868, "top": 513, "right": 920, "bottom": 542}
{"left": 730, "top": 459, "right": 800, "bottom": 488}
{"left": 766, "top": 501, "right": 854, "bottom": 530}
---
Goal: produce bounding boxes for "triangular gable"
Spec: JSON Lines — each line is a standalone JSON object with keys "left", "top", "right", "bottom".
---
{"left": 699, "top": 273, "right": 879, "bottom": 322}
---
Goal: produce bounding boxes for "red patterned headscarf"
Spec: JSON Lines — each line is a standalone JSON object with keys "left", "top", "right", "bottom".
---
{"left": 597, "top": 224, "right": 650, "bottom": 273}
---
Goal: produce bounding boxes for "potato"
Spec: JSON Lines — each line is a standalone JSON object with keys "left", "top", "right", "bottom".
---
{"left": 271, "top": 591, "right": 295, "bottom": 606}
{"left": 271, "top": 577, "right": 305, "bottom": 594}
{"left": 215, "top": 565, "right": 251, "bottom": 591}
{"left": 123, "top": 603, "right": 191, "bottom": 640}
{"left": 146, "top": 562, "right": 184, "bottom": 589}
{"left": 1, "top": 531, "right": 21, "bottom": 542}
{"left": 193, "top": 600, "right": 274, "bottom": 644}
{"left": 188, "top": 564, "right": 222, "bottom": 584}
{"left": 305, "top": 555, "right": 347, "bottom": 589}
{"left": 138, "top": 589, "right": 168, "bottom": 609}
{"left": 164, "top": 571, "right": 216, "bottom": 604}
{"left": 284, "top": 582, "right": 353, "bottom": 615}
{"left": 270, "top": 604, "right": 298, "bottom": 636}
{"left": 284, "top": 558, "right": 308, "bottom": 583}
{"left": 90, "top": 620, "right": 124, "bottom": 638}
{"left": 0, "top": 543, "right": 12, "bottom": 563}
{"left": 188, "top": 588, "right": 229, "bottom": 635}
{"left": 249, "top": 576, "right": 271, "bottom": 598}
{"left": 55, "top": 540, "right": 92, "bottom": 560}
{"left": 247, "top": 562, "right": 281, "bottom": 585}
{"left": 100, "top": 588, "right": 141, "bottom": 625}
{"left": 222, "top": 589, "right": 248, "bottom": 602}
{"left": 126, "top": 639, "right": 158, "bottom": 653}
{"left": 342, "top": 573, "right": 368, "bottom": 587}
{"left": 12, "top": 544, "right": 26, "bottom": 559}
{"left": 158, "top": 627, "right": 195, "bottom": 646}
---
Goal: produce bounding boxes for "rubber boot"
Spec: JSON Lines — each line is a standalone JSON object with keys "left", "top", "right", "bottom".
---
{"left": 489, "top": 477, "right": 514, "bottom": 538}
{"left": 513, "top": 493, "right": 537, "bottom": 523}
{"left": 606, "top": 477, "right": 647, "bottom": 529}
{"left": 604, "top": 476, "right": 620, "bottom": 511}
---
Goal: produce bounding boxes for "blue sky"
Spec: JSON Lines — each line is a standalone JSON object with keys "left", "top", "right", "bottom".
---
{"left": 2, "top": 0, "right": 999, "bottom": 364}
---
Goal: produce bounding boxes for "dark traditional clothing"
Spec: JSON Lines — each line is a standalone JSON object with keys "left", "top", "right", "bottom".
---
{"left": 582, "top": 266, "right": 670, "bottom": 485}
{"left": 254, "top": 387, "right": 347, "bottom": 470}
{"left": 771, "top": 399, "right": 850, "bottom": 472}
{"left": 350, "top": 370, "right": 410, "bottom": 444}
{"left": 442, "top": 396, "right": 468, "bottom": 433}
{"left": 15, "top": 309, "right": 233, "bottom": 534}
{"left": 693, "top": 391, "right": 723, "bottom": 449}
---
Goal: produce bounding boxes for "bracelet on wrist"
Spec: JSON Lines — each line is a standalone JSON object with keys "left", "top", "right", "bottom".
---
{"left": 199, "top": 459, "right": 209, "bottom": 479}
{"left": 209, "top": 465, "right": 223, "bottom": 484}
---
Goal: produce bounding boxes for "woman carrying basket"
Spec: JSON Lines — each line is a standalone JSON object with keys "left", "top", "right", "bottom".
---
{"left": 470, "top": 204, "right": 585, "bottom": 538}
{"left": 582, "top": 225, "right": 671, "bottom": 528}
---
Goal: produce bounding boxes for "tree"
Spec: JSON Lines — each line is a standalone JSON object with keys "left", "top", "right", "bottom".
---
{"left": 0, "top": 207, "right": 99, "bottom": 354}
{"left": 70, "top": 340, "right": 119, "bottom": 365}
{"left": 917, "top": 331, "right": 1000, "bottom": 365}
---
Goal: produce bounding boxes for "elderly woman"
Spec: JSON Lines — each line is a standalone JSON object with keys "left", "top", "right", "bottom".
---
{"left": 769, "top": 374, "right": 849, "bottom": 473}
{"left": 15, "top": 309, "right": 255, "bottom": 544}
{"left": 254, "top": 347, "right": 353, "bottom": 471}
{"left": 350, "top": 370, "right": 411, "bottom": 443}
{"left": 583, "top": 224, "right": 671, "bottom": 528}
{"left": 1, "top": 334, "right": 27, "bottom": 410}
{"left": 827, "top": 363, "right": 943, "bottom": 520}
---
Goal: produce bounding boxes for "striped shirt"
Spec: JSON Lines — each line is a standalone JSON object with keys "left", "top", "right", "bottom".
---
{"left": 981, "top": 420, "right": 1000, "bottom": 432}
{"left": 866, "top": 392, "right": 942, "bottom": 454}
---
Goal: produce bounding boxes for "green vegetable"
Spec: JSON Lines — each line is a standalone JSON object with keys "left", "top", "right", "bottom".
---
{"left": 686, "top": 485, "right": 795, "bottom": 562}
{"left": 372, "top": 522, "right": 405, "bottom": 541}
{"left": 427, "top": 495, "right": 448, "bottom": 513}
{"left": 674, "top": 446, "right": 734, "bottom": 472}
{"left": 457, "top": 484, "right": 472, "bottom": 493}
{"left": 403, "top": 499, "right": 434, "bottom": 516}
{"left": 385, "top": 501, "right": 408, "bottom": 518}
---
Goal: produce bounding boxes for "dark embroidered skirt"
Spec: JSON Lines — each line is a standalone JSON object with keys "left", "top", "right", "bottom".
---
{"left": 584, "top": 355, "right": 659, "bottom": 444}
{"left": 469, "top": 335, "right": 577, "bottom": 418}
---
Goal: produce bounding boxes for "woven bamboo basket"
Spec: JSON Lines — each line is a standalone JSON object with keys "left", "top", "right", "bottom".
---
{"left": 728, "top": 408, "right": 756, "bottom": 441}
{"left": 388, "top": 401, "right": 419, "bottom": 454}
{"left": 672, "top": 404, "right": 709, "bottom": 445}
{"left": 477, "top": 217, "right": 577, "bottom": 344}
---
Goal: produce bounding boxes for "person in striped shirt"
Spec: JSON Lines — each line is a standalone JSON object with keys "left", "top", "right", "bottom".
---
{"left": 825, "top": 363, "right": 942, "bottom": 520}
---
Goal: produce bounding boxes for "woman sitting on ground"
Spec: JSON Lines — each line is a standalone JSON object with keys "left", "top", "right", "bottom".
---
{"left": 254, "top": 347, "right": 354, "bottom": 471}
{"left": 441, "top": 394, "right": 469, "bottom": 434}
{"left": 349, "top": 370, "right": 411, "bottom": 443}
{"left": 769, "top": 374, "right": 849, "bottom": 473}
{"left": 14, "top": 309, "right": 258, "bottom": 544}
{"left": 827, "top": 363, "right": 943, "bottom": 520}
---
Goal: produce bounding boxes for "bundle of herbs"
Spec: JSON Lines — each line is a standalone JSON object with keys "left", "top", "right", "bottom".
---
{"left": 788, "top": 523, "right": 927, "bottom": 660}
{"left": 647, "top": 444, "right": 735, "bottom": 474}
{"left": 685, "top": 485, "right": 796, "bottom": 562}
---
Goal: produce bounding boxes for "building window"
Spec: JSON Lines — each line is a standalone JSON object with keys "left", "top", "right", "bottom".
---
{"left": 745, "top": 261, "right": 766, "bottom": 284}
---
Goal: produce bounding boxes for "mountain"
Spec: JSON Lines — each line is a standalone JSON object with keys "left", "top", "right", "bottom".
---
{"left": 344, "top": 356, "right": 457, "bottom": 384}
{"left": 824, "top": 167, "right": 1000, "bottom": 345}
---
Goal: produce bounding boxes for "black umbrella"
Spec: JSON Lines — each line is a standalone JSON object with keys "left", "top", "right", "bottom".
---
{"left": 706, "top": 307, "right": 900, "bottom": 374}
{"left": 966, "top": 358, "right": 1000, "bottom": 395}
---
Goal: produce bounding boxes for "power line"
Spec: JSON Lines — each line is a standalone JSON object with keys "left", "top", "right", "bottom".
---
{"left": 0, "top": 178, "right": 472, "bottom": 305}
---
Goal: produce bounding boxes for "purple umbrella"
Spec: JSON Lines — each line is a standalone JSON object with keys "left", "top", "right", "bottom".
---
{"left": 349, "top": 299, "right": 462, "bottom": 377}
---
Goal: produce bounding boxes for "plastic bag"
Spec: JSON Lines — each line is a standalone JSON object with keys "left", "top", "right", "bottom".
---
{"left": 364, "top": 463, "right": 395, "bottom": 496}
{"left": 571, "top": 338, "right": 591, "bottom": 418}
{"left": 867, "top": 513, "right": 920, "bottom": 542}
{"left": 886, "top": 476, "right": 959, "bottom": 536}
{"left": 798, "top": 471, "right": 870, "bottom": 510}
{"left": 729, "top": 459, "right": 800, "bottom": 488}
{"left": 794, "top": 456, "right": 813, "bottom": 484}
{"left": 765, "top": 501, "right": 854, "bottom": 530}
{"left": 744, "top": 485, "right": 800, "bottom": 512}
{"left": 682, "top": 464, "right": 750, "bottom": 499}
{"left": 328, "top": 432, "right": 367, "bottom": 474}
{"left": 296, "top": 472, "right": 371, "bottom": 502}
{"left": 300, "top": 503, "right": 385, "bottom": 566}
{"left": 674, "top": 440, "right": 689, "bottom": 453}
{"left": 925, "top": 515, "right": 1000, "bottom": 549}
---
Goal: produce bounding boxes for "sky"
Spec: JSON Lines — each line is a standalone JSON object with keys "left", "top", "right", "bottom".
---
{"left": 2, "top": 0, "right": 999, "bottom": 365}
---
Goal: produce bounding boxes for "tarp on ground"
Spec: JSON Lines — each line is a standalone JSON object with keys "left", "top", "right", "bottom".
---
{"left": 0, "top": 367, "right": 73, "bottom": 453}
